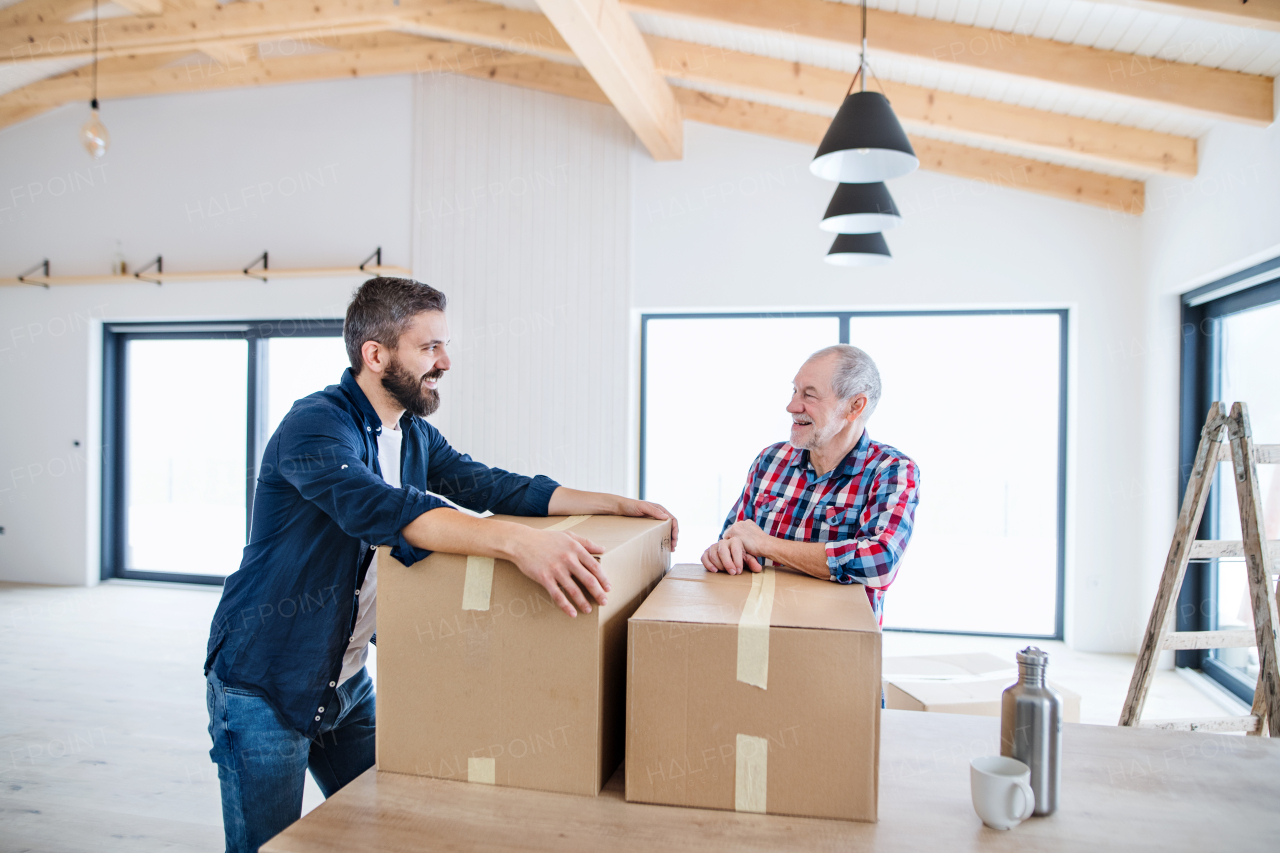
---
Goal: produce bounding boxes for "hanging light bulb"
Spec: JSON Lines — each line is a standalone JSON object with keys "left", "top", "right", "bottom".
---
{"left": 81, "top": 100, "right": 109, "bottom": 158}
{"left": 810, "top": 0, "right": 917, "bottom": 183}
{"left": 825, "top": 233, "right": 892, "bottom": 267}
{"left": 80, "top": 0, "right": 109, "bottom": 159}
{"left": 820, "top": 182, "right": 902, "bottom": 234}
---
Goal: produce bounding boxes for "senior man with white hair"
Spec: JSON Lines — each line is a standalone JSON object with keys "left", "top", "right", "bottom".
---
{"left": 701, "top": 345, "right": 919, "bottom": 625}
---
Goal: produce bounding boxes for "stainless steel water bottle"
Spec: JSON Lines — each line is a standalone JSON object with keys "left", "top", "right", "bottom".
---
{"left": 1000, "top": 646, "right": 1061, "bottom": 816}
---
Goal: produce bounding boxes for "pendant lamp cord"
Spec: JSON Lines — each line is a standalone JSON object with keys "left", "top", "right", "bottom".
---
{"left": 860, "top": 0, "right": 867, "bottom": 93}
{"left": 846, "top": 0, "right": 872, "bottom": 97}
{"left": 91, "top": 0, "right": 99, "bottom": 110}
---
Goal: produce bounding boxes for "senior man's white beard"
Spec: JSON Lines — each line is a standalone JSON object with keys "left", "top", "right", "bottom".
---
{"left": 790, "top": 418, "right": 844, "bottom": 452}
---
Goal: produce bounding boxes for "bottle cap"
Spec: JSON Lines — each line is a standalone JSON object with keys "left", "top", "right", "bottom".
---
{"left": 1017, "top": 646, "right": 1049, "bottom": 666}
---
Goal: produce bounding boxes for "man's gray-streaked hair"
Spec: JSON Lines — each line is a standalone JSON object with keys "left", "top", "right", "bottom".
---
{"left": 807, "top": 344, "right": 881, "bottom": 415}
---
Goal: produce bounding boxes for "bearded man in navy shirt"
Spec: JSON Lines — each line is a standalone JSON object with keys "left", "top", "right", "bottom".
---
{"left": 204, "top": 277, "right": 678, "bottom": 852}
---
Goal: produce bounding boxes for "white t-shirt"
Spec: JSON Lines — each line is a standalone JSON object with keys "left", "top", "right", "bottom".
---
{"left": 338, "top": 423, "right": 403, "bottom": 685}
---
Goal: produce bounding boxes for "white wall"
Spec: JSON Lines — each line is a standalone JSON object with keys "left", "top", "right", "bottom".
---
{"left": 632, "top": 121, "right": 1148, "bottom": 652}
{"left": 0, "top": 76, "right": 415, "bottom": 585}
{"left": 413, "top": 74, "right": 633, "bottom": 496}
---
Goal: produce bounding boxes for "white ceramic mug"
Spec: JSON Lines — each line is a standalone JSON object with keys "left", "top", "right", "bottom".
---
{"left": 970, "top": 756, "right": 1036, "bottom": 830}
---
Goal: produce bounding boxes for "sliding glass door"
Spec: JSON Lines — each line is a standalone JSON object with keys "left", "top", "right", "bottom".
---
{"left": 103, "top": 321, "right": 348, "bottom": 583}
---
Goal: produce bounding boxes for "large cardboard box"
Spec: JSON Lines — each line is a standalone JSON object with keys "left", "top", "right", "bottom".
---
{"left": 377, "top": 514, "right": 671, "bottom": 796}
{"left": 883, "top": 653, "right": 1081, "bottom": 722}
{"left": 626, "top": 563, "right": 881, "bottom": 822}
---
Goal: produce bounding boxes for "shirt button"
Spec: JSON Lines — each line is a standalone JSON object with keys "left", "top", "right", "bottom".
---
{"left": 315, "top": 715, "right": 322, "bottom": 721}
{"left": 366, "top": 426, "right": 371, "bottom": 432}
{"left": 329, "top": 681, "right": 336, "bottom": 687}
{"left": 318, "top": 706, "right": 325, "bottom": 712}
{"left": 350, "top": 636, "right": 355, "bottom": 642}
{"left": 355, "top": 589, "right": 360, "bottom": 596}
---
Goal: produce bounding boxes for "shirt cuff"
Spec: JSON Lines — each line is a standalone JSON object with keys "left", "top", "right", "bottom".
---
{"left": 521, "top": 474, "right": 561, "bottom": 516}
{"left": 388, "top": 486, "right": 451, "bottom": 566}
{"left": 824, "top": 541, "right": 842, "bottom": 581}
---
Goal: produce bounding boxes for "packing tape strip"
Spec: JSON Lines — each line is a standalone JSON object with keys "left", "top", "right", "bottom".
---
{"left": 461, "top": 556, "right": 495, "bottom": 611}
{"left": 460, "top": 517, "right": 589, "bottom": 611}
{"left": 736, "top": 568, "right": 776, "bottom": 689}
{"left": 734, "top": 734, "right": 768, "bottom": 814}
{"left": 467, "top": 756, "right": 495, "bottom": 784}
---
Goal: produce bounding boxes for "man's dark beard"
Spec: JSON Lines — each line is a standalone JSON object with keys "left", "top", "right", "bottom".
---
{"left": 382, "top": 356, "right": 442, "bottom": 418}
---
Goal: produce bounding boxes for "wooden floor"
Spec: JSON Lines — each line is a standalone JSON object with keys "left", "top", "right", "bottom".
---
{"left": 0, "top": 580, "right": 1246, "bottom": 853}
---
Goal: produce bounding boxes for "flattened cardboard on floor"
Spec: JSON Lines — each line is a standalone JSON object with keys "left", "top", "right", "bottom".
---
{"left": 377, "top": 514, "right": 670, "bottom": 796}
{"left": 626, "top": 563, "right": 881, "bottom": 822}
{"left": 883, "top": 653, "right": 1081, "bottom": 721}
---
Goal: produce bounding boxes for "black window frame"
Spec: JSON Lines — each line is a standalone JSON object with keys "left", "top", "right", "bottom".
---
{"left": 638, "top": 309, "right": 1069, "bottom": 640}
{"left": 102, "top": 318, "right": 345, "bottom": 585}
{"left": 1178, "top": 261, "right": 1280, "bottom": 703}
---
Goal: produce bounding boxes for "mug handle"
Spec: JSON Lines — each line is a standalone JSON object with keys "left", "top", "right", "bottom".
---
{"left": 1010, "top": 779, "right": 1036, "bottom": 822}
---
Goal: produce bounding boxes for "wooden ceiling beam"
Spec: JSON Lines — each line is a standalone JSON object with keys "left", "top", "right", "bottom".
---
{"left": 622, "top": 0, "right": 1274, "bottom": 126}
{"left": 533, "top": 0, "right": 680, "bottom": 159}
{"left": 0, "top": 31, "right": 1143, "bottom": 213}
{"left": 0, "top": 0, "right": 417, "bottom": 62}
{"left": 461, "top": 57, "right": 1144, "bottom": 213}
{"left": 114, "top": 0, "right": 165, "bottom": 14}
{"left": 3, "top": 0, "right": 97, "bottom": 28}
{"left": 646, "top": 36, "right": 1195, "bottom": 177}
{"left": 1099, "top": 0, "right": 1280, "bottom": 32}
{"left": 0, "top": 34, "right": 511, "bottom": 124}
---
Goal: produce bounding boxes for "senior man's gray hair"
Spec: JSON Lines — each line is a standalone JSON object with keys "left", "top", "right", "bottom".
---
{"left": 807, "top": 344, "right": 881, "bottom": 415}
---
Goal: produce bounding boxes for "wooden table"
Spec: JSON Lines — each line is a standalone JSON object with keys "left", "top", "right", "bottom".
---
{"left": 263, "top": 710, "right": 1280, "bottom": 852}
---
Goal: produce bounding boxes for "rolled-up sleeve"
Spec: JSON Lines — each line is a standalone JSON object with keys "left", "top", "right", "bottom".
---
{"left": 826, "top": 457, "right": 920, "bottom": 588}
{"left": 422, "top": 422, "right": 560, "bottom": 517}
{"left": 274, "top": 409, "right": 448, "bottom": 566}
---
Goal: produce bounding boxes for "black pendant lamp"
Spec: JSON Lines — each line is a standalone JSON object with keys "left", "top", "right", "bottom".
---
{"left": 825, "top": 233, "right": 891, "bottom": 267}
{"left": 810, "top": 0, "right": 917, "bottom": 183}
{"left": 820, "top": 182, "right": 901, "bottom": 234}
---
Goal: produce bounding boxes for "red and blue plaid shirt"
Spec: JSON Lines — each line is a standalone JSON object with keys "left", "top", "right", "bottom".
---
{"left": 721, "top": 431, "right": 920, "bottom": 625}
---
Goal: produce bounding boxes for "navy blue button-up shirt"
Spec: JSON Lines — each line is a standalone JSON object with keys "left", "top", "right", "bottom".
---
{"left": 205, "top": 368, "right": 559, "bottom": 738}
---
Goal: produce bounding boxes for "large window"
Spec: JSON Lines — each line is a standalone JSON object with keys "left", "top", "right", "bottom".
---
{"left": 103, "top": 321, "right": 349, "bottom": 584}
{"left": 641, "top": 311, "right": 1067, "bottom": 637}
{"left": 1180, "top": 268, "right": 1280, "bottom": 703}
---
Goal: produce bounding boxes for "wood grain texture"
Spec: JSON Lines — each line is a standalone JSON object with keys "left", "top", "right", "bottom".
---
{"left": 623, "top": 0, "right": 1275, "bottom": 125}
{"left": 646, "top": 36, "right": 1198, "bottom": 177}
{"left": 261, "top": 710, "right": 1280, "bottom": 852}
{"left": 534, "top": 0, "right": 682, "bottom": 159}
{"left": 2, "top": 0, "right": 96, "bottom": 27}
{"left": 1226, "top": 402, "right": 1280, "bottom": 737}
{"left": 1161, "top": 629, "right": 1257, "bottom": 650}
{"left": 1188, "top": 539, "right": 1280, "bottom": 559}
{"left": 1139, "top": 715, "right": 1261, "bottom": 733}
{"left": 1120, "top": 403, "right": 1226, "bottom": 727}
{"left": 1217, "top": 442, "right": 1280, "bottom": 463}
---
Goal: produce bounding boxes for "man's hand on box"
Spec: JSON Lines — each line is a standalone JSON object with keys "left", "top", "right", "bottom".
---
{"left": 514, "top": 529, "right": 611, "bottom": 618}
{"left": 613, "top": 497, "right": 680, "bottom": 552}
{"left": 701, "top": 523, "right": 765, "bottom": 576}
{"left": 546, "top": 487, "right": 679, "bottom": 552}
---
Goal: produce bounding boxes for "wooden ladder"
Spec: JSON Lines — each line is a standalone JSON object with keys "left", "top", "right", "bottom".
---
{"left": 1120, "top": 401, "right": 1280, "bottom": 736}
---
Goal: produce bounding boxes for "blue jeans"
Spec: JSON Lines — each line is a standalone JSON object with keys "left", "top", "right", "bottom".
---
{"left": 206, "top": 666, "right": 376, "bottom": 853}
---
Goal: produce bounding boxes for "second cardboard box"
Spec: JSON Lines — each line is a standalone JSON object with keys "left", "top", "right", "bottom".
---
{"left": 626, "top": 563, "right": 881, "bottom": 822}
